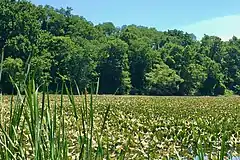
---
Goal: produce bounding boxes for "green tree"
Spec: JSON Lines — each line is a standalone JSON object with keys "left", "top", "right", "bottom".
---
{"left": 1, "top": 57, "right": 24, "bottom": 93}
{"left": 96, "top": 22, "right": 117, "bottom": 36}
{"left": 98, "top": 38, "right": 131, "bottom": 94}
{"left": 128, "top": 38, "right": 154, "bottom": 94}
{"left": 200, "top": 58, "right": 225, "bottom": 95}
{"left": 146, "top": 62, "right": 183, "bottom": 95}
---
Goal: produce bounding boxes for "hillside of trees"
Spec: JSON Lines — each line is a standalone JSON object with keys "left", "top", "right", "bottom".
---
{"left": 1, "top": 0, "right": 240, "bottom": 96}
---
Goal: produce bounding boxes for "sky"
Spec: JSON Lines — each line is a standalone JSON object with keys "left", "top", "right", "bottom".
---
{"left": 31, "top": 0, "right": 240, "bottom": 40}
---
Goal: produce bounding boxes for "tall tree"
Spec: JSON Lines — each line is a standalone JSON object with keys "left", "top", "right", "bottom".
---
{"left": 146, "top": 62, "right": 183, "bottom": 95}
{"left": 98, "top": 38, "right": 131, "bottom": 94}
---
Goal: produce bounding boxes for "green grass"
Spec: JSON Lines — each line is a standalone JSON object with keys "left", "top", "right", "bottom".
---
{"left": 0, "top": 80, "right": 110, "bottom": 160}
{"left": 0, "top": 81, "right": 240, "bottom": 159}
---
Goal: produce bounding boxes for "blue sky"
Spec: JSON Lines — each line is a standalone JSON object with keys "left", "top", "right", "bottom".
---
{"left": 31, "top": 0, "right": 240, "bottom": 40}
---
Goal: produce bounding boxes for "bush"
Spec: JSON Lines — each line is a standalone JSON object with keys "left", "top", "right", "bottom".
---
{"left": 224, "top": 89, "right": 234, "bottom": 96}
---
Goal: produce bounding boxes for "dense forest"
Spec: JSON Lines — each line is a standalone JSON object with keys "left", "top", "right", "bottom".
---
{"left": 1, "top": 0, "right": 240, "bottom": 96}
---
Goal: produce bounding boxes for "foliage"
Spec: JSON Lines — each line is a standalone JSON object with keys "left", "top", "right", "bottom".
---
{"left": 1, "top": 0, "right": 240, "bottom": 96}
{"left": 146, "top": 63, "right": 183, "bottom": 95}
{"left": 98, "top": 38, "right": 131, "bottom": 94}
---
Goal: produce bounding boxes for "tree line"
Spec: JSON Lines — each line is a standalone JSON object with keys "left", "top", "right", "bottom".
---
{"left": 1, "top": 0, "right": 240, "bottom": 96}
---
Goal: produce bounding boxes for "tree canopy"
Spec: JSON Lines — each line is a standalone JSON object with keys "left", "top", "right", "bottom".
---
{"left": 1, "top": 0, "right": 240, "bottom": 96}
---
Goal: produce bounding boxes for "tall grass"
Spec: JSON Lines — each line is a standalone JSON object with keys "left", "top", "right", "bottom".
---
{"left": 194, "top": 119, "right": 231, "bottom": 160}
{"left": 0, "top": 75, "right": 110, "bottom": 159}
{"left": 0, "top": 47, "right": 4, "bottom": 129}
